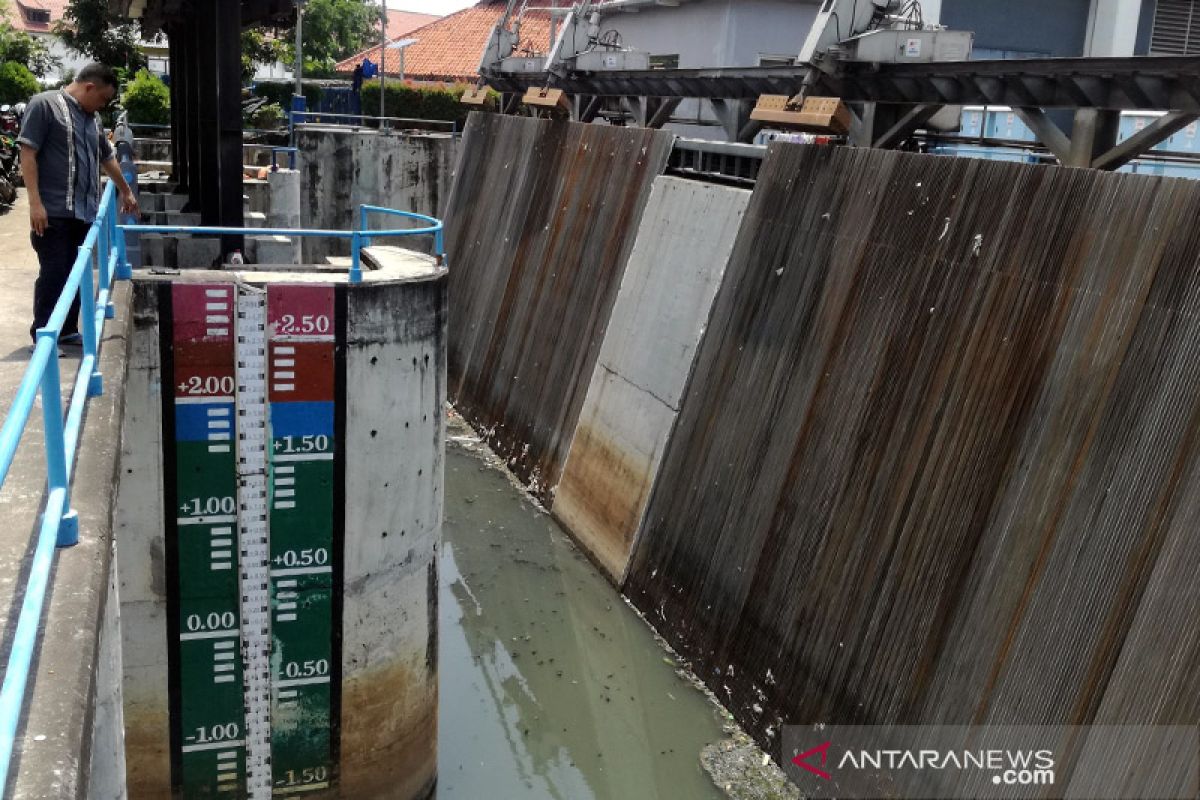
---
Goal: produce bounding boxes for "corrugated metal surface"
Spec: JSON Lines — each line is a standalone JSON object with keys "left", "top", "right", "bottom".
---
{"left": 625, "top": 144, "right": 1200, "bottom": 753}
{"left": 553, "top": 176, "right": 751, "bottom": 581}
{"left": 444, "top": 113, "right": 673, "bottom": 496}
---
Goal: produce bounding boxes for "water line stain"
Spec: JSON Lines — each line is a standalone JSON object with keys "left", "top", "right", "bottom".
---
{"left": 438, "top": 441, "right": 726, "bottom": 800}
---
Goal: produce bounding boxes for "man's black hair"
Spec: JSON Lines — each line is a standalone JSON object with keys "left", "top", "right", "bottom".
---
{"left": 76, "top": 63, "right": 118, "bottom": 90}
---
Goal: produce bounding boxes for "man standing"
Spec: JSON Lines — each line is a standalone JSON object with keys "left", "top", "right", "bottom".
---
{"left": 18, "top": 62, "right": 139, "bottom": 348}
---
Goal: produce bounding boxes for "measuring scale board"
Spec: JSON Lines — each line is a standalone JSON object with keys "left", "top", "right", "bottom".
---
{"left": 160, "top": 282, "right": 346, "bottom": 798}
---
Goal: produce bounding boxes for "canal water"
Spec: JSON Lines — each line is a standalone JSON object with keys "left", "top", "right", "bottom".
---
{"left": 438, "top": 434, "right": 727, "bottom": 799}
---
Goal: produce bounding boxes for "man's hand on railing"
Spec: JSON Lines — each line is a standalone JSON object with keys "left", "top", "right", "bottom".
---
{"left": 118, "top": 188, "right": 140, "bottom": 218}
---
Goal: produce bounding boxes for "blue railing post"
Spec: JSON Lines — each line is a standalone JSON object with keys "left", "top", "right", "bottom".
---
{"left": 350, "top": 231, "right": 363, "bottom": 284}
{"left": 116, "top": 213, "right": 131, "bottom": 280}
{"left": 37, "top": 330, "right": 77, "bottom": 547}
{"left": 79, "top": 249, "right": 102, "bottom": 398}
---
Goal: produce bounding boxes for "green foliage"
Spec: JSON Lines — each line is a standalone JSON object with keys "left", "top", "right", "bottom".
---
{"left": 287, "top": 0, "right": 377, "bottom": 75}
{"left": 0, "top": 12, "right": 58, "bottom": 77}
{"left": 242, "top": 29, "right": 289, "bottom": 83}
{"left": 359, "top": 81, "right": 474, "bottom": 125}
{"left": 0, "top": 61, "right": 38, "bottom": 104}
{"left": 121, "top": 69, "right": 169, "bottom": 125}
{"left": 248, "top": 102, "right": 285, "bottom": 130}
{"left": 57, "top": 0, "right": 147, "bottom": 71}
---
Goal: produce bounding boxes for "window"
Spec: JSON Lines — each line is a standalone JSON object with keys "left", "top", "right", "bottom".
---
{"left": 649, "top": 54, "right": 679, "bottom": 70}
{"left": 758, "top": 55, "right": 797, "bottom": 67}
{"left": 1151, "top": 0, "right": 1200, "bottom": 54}
{"left": 23, "top": 8, "right": 50, "bottom": 23}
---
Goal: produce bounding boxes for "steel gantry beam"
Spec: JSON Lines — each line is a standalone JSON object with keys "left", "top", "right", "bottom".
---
{"left": 482, "top": 55, "right": 1200, "bottom": 169}
{"left": 485, "top": 57, "right": 1200, "bottom": 111}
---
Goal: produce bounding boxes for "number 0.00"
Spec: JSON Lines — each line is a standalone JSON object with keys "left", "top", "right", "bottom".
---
{"left": 186, "top": 611, "right": 236, "bottom": 631}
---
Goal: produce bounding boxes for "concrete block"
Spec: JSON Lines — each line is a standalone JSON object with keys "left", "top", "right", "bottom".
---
{"left": 139, "top": 233, "right": 168, "bottom": 268}
{"left": 175, "top": 236, "right": 221, "bottom": 268}
{"left": 253, "top": 234, "right": 299, "bottom": 265}
{"left": 163, "top": 210, "right": 201, "bottom": 228}
{"left": 267, "top": 169, "right": 301, "bottom": 229}
{"left": 243, "top": 178, "right": 270, "bottom": 215}
{"left": 161, "top": 193, "right": 187, "bottom": 212}
{"left": 245, "top": 211, "right": 267, "bottom": 228}
{"left": 141, "top": 192, "right": 164, "bottom": 213}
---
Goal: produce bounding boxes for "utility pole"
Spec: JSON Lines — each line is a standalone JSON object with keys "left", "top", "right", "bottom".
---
{"left": 294, "top": 0, "right": 306, "bottom": 97}
{"left": 379, "top": 0, "right": 388, "bottom": 123}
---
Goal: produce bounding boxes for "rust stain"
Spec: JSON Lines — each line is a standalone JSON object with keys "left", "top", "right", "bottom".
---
{"left": 339, "top": 659, "right": 438, "bottom": 799}
{"left": 553, "top": 422, "right": 654, "bottom": 582}
{"left": 444, "top": 113, "right": 672, "bottom": 503}
{"left": 122, "top": 707, "right": 172, "bottom": 800}
{"left": 620, "top": 144, "right": 1200, "bottom": 776}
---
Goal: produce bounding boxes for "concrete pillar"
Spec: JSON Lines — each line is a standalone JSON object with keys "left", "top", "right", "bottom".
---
{"left": 265, "top": 169, "right": 302, "bottom": 264}
{"left": 115, "top": 252, "right": 446, "bottom": 798}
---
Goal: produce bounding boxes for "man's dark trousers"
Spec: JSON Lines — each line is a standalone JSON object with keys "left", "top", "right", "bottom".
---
{"left": 30, "top": 217, "right": 90, "bottom": 341}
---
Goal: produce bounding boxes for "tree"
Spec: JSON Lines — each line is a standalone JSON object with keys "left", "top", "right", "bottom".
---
{"left": 287, "top": 0, "right": 378, "bottom": 76}
{"left": 0, "top": 10, "right": 58, "bottom": 77}
{"left": 0, "top": 61, "right": 38, "bottom": 103}
{"left": 121, "top": 68, "right": 169, "bottom": 124}
{"left": 57, "top": 0, "right": 147, "bottom": 72}
{"left": 242, "top": 28, "right": 289, "bottom": 83}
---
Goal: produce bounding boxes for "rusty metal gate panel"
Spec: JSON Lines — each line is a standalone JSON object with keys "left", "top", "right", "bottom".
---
{"left": 625, "top": 144, "right": 1200, "bottom": 756}
{"left": 444, "top": 113, "right": 672, "bottom": 497}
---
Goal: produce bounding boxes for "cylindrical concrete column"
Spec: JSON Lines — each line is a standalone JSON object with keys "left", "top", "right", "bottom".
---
{"left": 115, "top": 251, "right": 445, "bottom": 798}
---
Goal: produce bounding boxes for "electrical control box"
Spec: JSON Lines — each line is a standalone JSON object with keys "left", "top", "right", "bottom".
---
{"left": 837, "top": 28, "right": 973, "bottom": 63}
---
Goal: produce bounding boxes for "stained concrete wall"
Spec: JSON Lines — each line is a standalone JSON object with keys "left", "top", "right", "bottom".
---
{"left": 115, "top": 256, "right": 446, "bottom": 799}
{"left": 296, "top": 127, "right": 458, "bottom": 263}
{"left": 444, "top": 114, "right": 673, "bottom": 500}
{"left": 552, "top": 177, "right": 750, "bottom": 582}
{"left": 339, "top": 254, "right": 446, "bottom": 799}
{"left": 624, "top": 144, "right": 1200, "bottom": 768}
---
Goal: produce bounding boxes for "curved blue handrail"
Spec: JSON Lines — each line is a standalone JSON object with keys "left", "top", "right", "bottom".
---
{"left": 121, "top": 202, "right": 446, "bottom": 284}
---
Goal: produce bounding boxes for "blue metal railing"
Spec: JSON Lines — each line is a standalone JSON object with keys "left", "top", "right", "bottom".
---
{"left": 0, "top": 180, "right": 128, "bottom": 790}
{"left": 122, "top": 203, "right": 445, "bottom": 284}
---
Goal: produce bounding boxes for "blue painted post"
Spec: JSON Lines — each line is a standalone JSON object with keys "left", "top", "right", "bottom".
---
{"left": 116, "top": 218, "right": 131, "bottom": 280}
{"left": 79, "top": 250, "right": 103, "bottom": 398}
{"left": 37, "top": 330, "right": 77, "bottom": 547}
{"left": 350, "top": 231, "right": 363, "bottom": 284}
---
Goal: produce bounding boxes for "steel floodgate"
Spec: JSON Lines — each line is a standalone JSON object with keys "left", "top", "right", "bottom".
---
{"left": 624, "top": 143, "right": 1200, "bottom": 783}
{"left": 443, "top": 114, "right": 672, "bottom": 499}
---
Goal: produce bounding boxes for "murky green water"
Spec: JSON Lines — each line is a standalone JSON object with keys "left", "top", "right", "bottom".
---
{"left": 438, "top": 439, "right": 726, "bottom": 800}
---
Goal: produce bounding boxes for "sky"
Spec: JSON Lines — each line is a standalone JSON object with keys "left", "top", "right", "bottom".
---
{"left": 375, "top": 0, "right": 478, "bottom": 15}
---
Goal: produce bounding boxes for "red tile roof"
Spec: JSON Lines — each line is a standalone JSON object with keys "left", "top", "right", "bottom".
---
{"left": 6, "top": 0, "right": 68, "bottom": 33}
{"left": 336, "top": 1, "right": 557, "bottom": 85}
{"left": 381, "top": 9, "right": 441, "bottom": 37}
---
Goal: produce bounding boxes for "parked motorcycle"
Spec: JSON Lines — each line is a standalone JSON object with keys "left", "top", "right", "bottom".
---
{"left": 0, "top": 104, "right": 20, "bottom": 205}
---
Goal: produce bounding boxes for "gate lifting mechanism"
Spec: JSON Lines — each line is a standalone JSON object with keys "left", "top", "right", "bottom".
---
{"left": 470, "top": 0, "right": 973, "bottom": 131}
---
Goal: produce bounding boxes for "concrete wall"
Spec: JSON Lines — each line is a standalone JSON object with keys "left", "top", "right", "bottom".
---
{"left": 552, "top": 177, "right": 750, "bottom": 582}
{"left": 115, "top": 284, "right": 171, "bottom": 799}
{"left": 296, "top": 128, "right": 458, "bottom": 263}
{"left": 444, "top": 114, "right": 674, "bottom": 500}
{"left": 622, "top": 143, "right": 1200, "bottom": 771}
